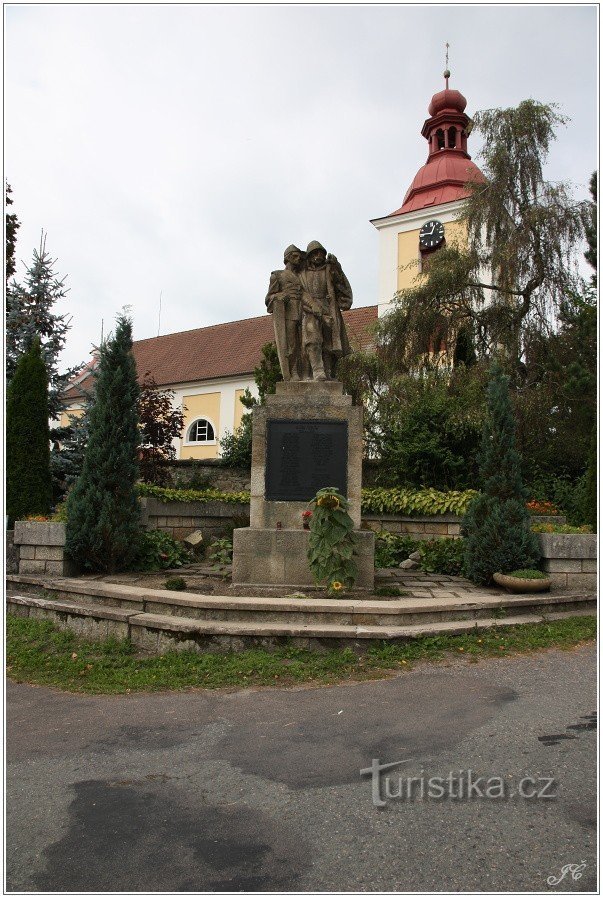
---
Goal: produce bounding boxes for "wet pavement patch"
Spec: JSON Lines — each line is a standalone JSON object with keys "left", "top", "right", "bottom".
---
{"left": 35, "top": 778, "right": 310, "bottom": 892}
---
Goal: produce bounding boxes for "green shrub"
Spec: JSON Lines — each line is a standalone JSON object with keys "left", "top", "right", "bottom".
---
{"left": 507, "top": 569, "right": 547, "bottom": 579}
{"left": 308, "top": 488, "right": 358, "bottom": 592}
{"left": 531, "top": 522, "right": 592, "bottom": 534}
{"left": 6, "top": 337, "right": 52, "bottom": 524}
{"left": 362, "top": 487, "right": 477, "bottom": 516}
{"left": 208, "top": 537, "right": 233, "bottom": 567}
{"left": 582, "top": 422, "right": 597, "bottom": 531}
{"left": 463, "top": 363, "right": 539, "bottom": 585}
{"left": 374, "top": 533, "right": 420, "bottom": 568}
{"left": 219, "top": 418, "right": 253, "bottom": 468}
{"left": 137, "top": 483, "right": 250, "bottom": 505}
{"left": 419, "top": 538, "right": 466, "bottom": 576}
{"left": 164, "top": 576, "right": 187, "bottom": 591}
{"left": 135, "top": 530, "right": 192, "bottom": 571}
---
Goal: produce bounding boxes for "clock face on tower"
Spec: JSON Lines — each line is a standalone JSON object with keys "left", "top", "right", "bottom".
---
{"left": 419, "top": 219, "right": 445, "bottom": 250}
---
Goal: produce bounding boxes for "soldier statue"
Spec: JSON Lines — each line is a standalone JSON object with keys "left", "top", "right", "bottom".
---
{"left": 265, "top": 241, "right": 353, "bottom": 381}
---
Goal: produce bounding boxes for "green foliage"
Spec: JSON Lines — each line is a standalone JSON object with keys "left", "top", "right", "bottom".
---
{"left": 374, "top": 533, "right": 420, "bottom": 568}
{"left": 219, "top": 342, "right": 282, "bottom": 468}
{"left": 419, "top": 538, "right": 466, "bottom": 576}
{"left": 362, "top": 487, "right": 477, "bottom": 516}
{"left": 138, "top": 374, "right": 185, "bottom": 486}
{"left": 582, "top": 422, "right": 597, "bottom": 532}
{"left": 308, "top": 487, "right": 358, "bottom": 591}
{"left": 531, "top": 522, "right": 592, "bottom": 534}
{"left": 5, "top": 181, "right": 20, "bottom": 282}
{"left": 6, "top": 337, "right": 52, "bottom": 524}
{"left": 65, "top": 314, "right": 142, "bottom": 573}
{"left": 165, "top": 577, "right": 187, "bottom": 591}
{"left": 374, "top": 585, "right": 409, "bottom": 597}
{"left": 507, "top": 569, "right": 548, "bottom": 579}
{"left": 6, "top": 234, "right": 80, "bottom": 419}
{"left": 583, "top": 171, "right": 597, "bottom": 280}
{"left": 135, "top": 530, "right": 192, "bottom": 571}
{"left": 219, "top": 417, "right": 253, "bottom": 468}
{"left": 137, "top": 482, "right": 250, "bottom": 505}
{"left": 463, "top": 363, "right": 540, "bottom": 585}
{"left": 208, "top": 537, "right": 233, "bottom": 567}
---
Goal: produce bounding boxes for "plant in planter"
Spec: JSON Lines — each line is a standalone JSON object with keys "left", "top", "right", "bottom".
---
{"left": 462, "top": 362, "right": 540, "bottom": 586}
{"left": 307, "top": 487, "right": 358, "bottom": 594}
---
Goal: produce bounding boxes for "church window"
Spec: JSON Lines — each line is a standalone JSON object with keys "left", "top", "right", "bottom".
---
{"left": 186, "top": 418, "right": 215, "bottom": 443}
{"left": 436, "top": 129, "right": 445, "bottom": 150}
{"left": 448, "top": 126, "right": 457, "bottom": 148}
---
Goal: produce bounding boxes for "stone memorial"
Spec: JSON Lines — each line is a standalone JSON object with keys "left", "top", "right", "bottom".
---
{"left": 232, "top": 241, "right": 375, "bottom": 588}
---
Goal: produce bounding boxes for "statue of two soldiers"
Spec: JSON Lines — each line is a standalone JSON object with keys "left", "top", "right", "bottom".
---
{"left": 265, "top": 241, "right": 353, "bottom": 381}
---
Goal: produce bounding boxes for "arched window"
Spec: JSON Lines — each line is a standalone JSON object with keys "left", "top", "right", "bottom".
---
{"left": 448, "top": 126, "right": 457, "bottom": 148}
{"left": 186, "top": 418, "right": 215, "bottom": 443}
{"left": 436, "top": 129, "right": 445, "bottom": 150}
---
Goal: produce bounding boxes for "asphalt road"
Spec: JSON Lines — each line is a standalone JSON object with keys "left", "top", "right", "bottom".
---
{"left": 6, "top": 646, "right": 597, "bottom": 893}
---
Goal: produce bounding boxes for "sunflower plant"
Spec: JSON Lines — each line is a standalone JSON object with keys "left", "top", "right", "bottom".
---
{"left": 307, "top": 487, "right": 358, "bottom": 593}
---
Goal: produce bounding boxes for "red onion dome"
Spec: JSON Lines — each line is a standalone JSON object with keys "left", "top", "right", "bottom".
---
{"left": 428, "top": 88, "right": 467, "bottom": 117}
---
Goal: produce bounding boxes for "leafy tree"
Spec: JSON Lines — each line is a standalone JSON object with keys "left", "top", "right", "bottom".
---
{"left": 378, "top": 100, "right": 586, "bottom": 374}
{"left": 6, "top": 337, "right": 52, "bottom": 524}
{"left": 582, "top": 171, "right": 597, "bottom": 280}
{"left": 6, "top": 234, "right": 80, "bottom": 419}
{"left": 462, "top": 362, "right": 540, "bottom": 585}
{"left": 220, "top": 342, "right": 282, "bottom": 467}
{"left": 5, "top": 181, "right": 20, "bottom": 282}
{"left": 65, "top": 314, "right": 141, "bottom": 573}
{"left": 138, "top": 373, "right": 185, "bottom": 485}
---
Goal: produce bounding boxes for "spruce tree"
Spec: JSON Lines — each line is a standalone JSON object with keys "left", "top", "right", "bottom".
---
{"left": 6, "top": 181, "right": 20, "bottom": 282}
{"left": 6, "top": 234, "right": 80, "bottom": 419}
{"left": 6, "top": 337, "right": 52, "bottom": 524}
{"left": 462, "top": 361, "right": 540, "bottom": 584}
{"left": 65, "top": 314, "right": 141, "bottom": 573}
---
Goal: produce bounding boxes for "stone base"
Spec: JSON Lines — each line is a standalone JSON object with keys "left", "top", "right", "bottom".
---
{"left": 232, "top": 527, "right": 375, "bottom": 589}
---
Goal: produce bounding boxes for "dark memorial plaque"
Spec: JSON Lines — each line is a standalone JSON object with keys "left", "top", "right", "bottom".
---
{"left": 265, "top": 419, "right": 348, "bottom": 501}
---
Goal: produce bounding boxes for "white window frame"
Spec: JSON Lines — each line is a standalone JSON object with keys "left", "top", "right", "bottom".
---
{"left": 184, "top": 417, "right": 217, "bottom": 446}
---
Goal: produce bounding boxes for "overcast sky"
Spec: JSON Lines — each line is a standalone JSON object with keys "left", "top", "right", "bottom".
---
{"left": 6, "top": 4, "right": 598, "bottom": 372}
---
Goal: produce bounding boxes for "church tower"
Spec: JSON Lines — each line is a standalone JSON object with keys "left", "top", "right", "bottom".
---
{"left": 371, "top": 69, "right": 484, "bottom": 316}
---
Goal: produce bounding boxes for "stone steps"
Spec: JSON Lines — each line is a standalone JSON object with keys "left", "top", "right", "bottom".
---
{"left": 6, "top": 572, "right": 596, "bottom": 654}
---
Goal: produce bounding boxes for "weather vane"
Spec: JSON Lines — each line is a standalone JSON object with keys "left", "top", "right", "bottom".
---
{"left": 444, "top": 41, "right": 450, "bottom": 88}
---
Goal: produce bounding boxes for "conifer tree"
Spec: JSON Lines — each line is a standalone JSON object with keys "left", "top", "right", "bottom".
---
{"left": 65, "top": 314, "right": 141, "bottom": 573}
{"left": 6, "top": 337, "right": 52, "bottom": 524}
{"left": 5, "top": 181, "right": 20, "bottom": 282}
{"left": 6, "top": 234, "right": 79, "bottom": 419}
{"left": 462, "top": 362, "right": 540, "bottom": 584}
{"left": 582, "top": 422, "right": 597, "bottom": 532}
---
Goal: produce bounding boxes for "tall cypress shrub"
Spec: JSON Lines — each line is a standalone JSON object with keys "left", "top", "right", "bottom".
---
{"left": 6, "top": 337, "right": 52, "bottom": 523}
{"left": 66, "top": 314, "right": 141, "bottom": 572}
{"left": 462, "top": 361, "right": 540, "bottom": 584}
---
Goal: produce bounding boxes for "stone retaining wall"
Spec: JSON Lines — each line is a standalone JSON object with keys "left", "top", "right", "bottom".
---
{"left": 538, "top": 533, "right": 597, "bottom": 590}
{"left": 361, "top": 513, "right": 461, "bottom": 538}
{"left": 13, "top": 521, "right": 73, "bottom": 576}
{"left": 139, "top": 497, "right": 250, "bottom": 542}
{"left": 164, "top": 460, "right": 250, "bottom": 493}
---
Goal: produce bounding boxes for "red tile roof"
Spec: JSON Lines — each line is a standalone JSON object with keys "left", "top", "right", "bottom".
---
{"left": 63, "top": 305, "right": 378, "bottom": 401}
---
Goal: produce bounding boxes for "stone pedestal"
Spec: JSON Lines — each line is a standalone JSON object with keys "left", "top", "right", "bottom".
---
{"left": 233, "top": 381, "right": 374, "bottom": 588}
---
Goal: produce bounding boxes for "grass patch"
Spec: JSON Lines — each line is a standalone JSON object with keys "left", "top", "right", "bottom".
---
{"left": 6, "top": 614, "right": 596, "bottom": 695}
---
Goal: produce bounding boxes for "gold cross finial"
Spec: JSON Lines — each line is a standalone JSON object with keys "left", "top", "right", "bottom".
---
{"left": 444, "top": 42, "right": 450, "bottom": 88}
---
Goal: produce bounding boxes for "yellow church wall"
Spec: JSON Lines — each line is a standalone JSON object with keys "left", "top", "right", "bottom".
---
{"left": 396, "top": 219, "right": 468, "bottom": 292}
{"left": 234, "top": 389, "right": 247, "bottom": 431}
{"left": 59, "top": 408, "right": 85, "bottom": 428}
{"left": 181, "top": 392, "right": 221, "bottom": 460}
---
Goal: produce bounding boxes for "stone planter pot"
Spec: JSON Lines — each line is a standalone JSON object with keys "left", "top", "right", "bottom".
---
{"left": 493, "top": 572, "right": 552, "bottom": 593}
